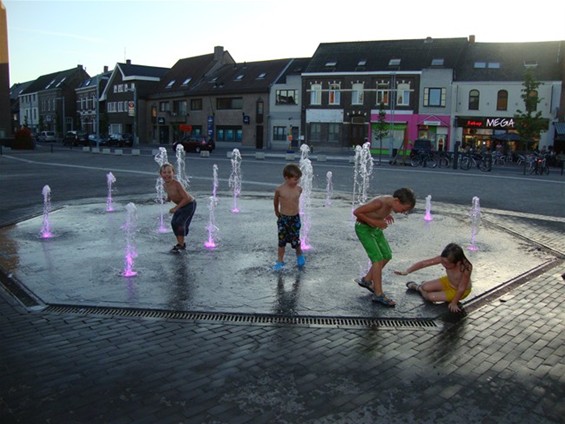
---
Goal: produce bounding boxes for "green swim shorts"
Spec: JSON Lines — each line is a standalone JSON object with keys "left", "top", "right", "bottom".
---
{"left": 355, "top": 222, "right": 392, "bottom": 263}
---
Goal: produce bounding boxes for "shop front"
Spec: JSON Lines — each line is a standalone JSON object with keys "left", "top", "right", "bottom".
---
{"left": 456, "top": 116, "right": 520, "bottom": 152}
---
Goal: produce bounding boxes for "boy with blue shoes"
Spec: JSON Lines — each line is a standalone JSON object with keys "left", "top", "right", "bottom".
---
{"left": 273, "top": 164, "right": 306, "bottom": 271}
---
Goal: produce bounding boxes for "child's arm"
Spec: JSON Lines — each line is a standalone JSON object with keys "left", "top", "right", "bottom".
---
{"left": 394, "top": 256, "right": 441, "bottom": 275}
{"left": 170, "top": 183, "right": 191, "bottom": 213}
{"left": 354, "top": 199, "right": 388, "bottom": 229}
{"left": 273, "top": 189, "right": 281, "bottom": 217}
{"left": 448, "top": 269, "right": 471, "bottom": 313}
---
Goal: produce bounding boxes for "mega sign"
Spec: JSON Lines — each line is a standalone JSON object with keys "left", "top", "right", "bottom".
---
{"left": 460, "top": 117, "right": 515, "bottom": 129}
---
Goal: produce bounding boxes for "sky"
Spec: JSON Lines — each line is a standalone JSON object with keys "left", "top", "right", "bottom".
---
{"left": 5, "top": 0, "right": 565, "bottom": 85}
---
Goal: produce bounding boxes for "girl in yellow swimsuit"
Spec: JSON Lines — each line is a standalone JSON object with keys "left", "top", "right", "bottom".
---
{"left": 394, "top": 243, "right": 472, "bottom": 313}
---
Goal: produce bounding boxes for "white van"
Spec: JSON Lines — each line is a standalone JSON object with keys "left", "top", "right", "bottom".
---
{"left": 38, "top": 131, "right": 56, "bottom": 142}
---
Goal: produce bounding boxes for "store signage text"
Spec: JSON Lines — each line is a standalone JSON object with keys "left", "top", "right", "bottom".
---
{"left": 461, "top": 117, "right": 515, "bottom": 129}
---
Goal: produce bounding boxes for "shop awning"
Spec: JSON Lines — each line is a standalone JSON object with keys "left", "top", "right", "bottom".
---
{"left": 554, "top": 122, "right": 565, "bottom": 135}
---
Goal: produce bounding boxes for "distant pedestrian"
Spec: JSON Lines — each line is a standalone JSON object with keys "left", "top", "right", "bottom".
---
{"left": 353, "top": 187, "right": 416, "bottom": 306}
{"left": 395, "top": 243, "right": 472, "bottom": 312}
{"left": 273, "top": 163, "right": 305, "bottom": 271}
{"left": 160, "top": 163, "right": 196, "bottom": 253}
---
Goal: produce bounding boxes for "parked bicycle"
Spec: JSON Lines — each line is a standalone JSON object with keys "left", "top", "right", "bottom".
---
{"left": 529, "top": 153, "right": 550, "bottom": 175}
{"left": 410, "top": 150, "right": 437, "bottom": 168}
{"left": 434, "top": 151, "right": 451, "bottom": 168}
{"left": 459, "top": 150, "right": 492, "bottom": 172}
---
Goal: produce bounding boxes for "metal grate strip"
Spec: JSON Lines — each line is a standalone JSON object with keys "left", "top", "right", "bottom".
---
{"left": 42, "top": 304, "right": 438, "bottom": 329}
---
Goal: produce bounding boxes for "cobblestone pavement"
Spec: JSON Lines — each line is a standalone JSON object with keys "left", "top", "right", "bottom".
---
{"left": 1, "top": 213, "right": 563, "bottom": 423}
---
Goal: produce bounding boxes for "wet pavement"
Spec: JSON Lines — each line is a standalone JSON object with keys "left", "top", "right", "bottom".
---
{"left": 0, "top": 193, "right": 557, "bottom": 319}
{"left": 1, "top": 148, "right": 564, "bottom": 423}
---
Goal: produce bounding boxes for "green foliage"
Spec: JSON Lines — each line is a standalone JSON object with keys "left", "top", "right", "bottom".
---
{"left": 13, "top": 127, "right": 36, "bottom": 150}
{"left": 514, "top": 70, "right": 547, "bottom": 148}
{"left": 373, "top": 103, "right": 389, "bottom": 145}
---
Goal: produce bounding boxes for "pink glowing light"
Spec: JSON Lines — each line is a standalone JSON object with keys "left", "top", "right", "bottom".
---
{"left": 40, "top": 231, "right": 54, "bottom": 239}
{"left": 300, "top": 241, "right": 312, "bottom": 251}
{"left": 424, "top": 212, "right": 433, "bottom": 222}
{"left": 122, "top": 253, "right": 138, "bottom": 277}
{"left": 204, "top": 240, "right": 217, "bottom": 250}
{"left": 231, "top": 207, "right": 240, "bottom": 213}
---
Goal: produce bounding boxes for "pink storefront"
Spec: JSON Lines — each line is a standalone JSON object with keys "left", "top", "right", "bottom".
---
{"left": 369, "top": 112, "right": 452, "bottom": 152}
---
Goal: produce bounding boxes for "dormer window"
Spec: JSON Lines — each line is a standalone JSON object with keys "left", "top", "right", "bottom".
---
{"left": 257, "top": 72, "right": 266, "bottom": 79}
{"left": 357, "top": 59, "right": 367, "bottom": 66}
{"left": 388, "top": 58, "right": 401, "bottom": 67}
{"left": 487, "top": 62, "right": 500, "bottom": 69}
{"left": 235, "top": 74, "right": 244, "bottom": 81}
{"left": 431, "top": 58, "right": 444, "bottom": 66}
{"left": 474, "top": 62, "right": 486, "bottom": 68}
{"left": 325, "top": 61, "right": 337, "bottom": 67}
{"left": 181, "top": 77, "right": 192, "bottom": 86}
{"left": 165, "top": 80, "right": 175, "bottom": 89}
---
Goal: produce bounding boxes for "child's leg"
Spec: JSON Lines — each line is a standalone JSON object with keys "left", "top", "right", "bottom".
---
{"left": 277, "top": 246, "right": 285, "bottom": 263}
{"left": 418, "top": 279, "right": 448, "bottom": 302}
{"left": 366, "top": 258, "right": 389, "bottom": 295}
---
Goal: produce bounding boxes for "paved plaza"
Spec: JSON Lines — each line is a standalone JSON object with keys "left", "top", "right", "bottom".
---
{"left": 0, "top": 147, "right": 563, "bottom": 423}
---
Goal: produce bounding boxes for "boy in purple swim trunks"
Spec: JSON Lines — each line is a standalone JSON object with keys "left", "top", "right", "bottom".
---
{"left": 273, "top": 164, "right": 305, "bottom": 271}
{"left": 353, "top": 188, "right": 416, "bottom": 306}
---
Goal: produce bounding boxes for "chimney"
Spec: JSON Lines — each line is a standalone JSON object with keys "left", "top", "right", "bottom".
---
{"left": 126, "top": 59, "right": 131, "bottom": 65}
{"left": 77, "top": 64, "right": 83, "bottom": 69}
{"left": 469, "top": 35, "right": 476, "bottom": 44}
{"left": 214, "top": 46, "right": 224, "bottom": 61}
{"left": 103, "top": 66, "right": 108, "bottom": 73}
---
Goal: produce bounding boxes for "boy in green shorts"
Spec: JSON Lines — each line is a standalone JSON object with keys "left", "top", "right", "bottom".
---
{"left": 353, "top": 187, "right": 416, "bottom": 306}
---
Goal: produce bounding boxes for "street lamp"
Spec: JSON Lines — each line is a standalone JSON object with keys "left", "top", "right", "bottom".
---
{"left": 55, "top": 97, "right": 65, "bottom": 135}
{"left": 128, "top": 84, "right": 138, "bottom": 146}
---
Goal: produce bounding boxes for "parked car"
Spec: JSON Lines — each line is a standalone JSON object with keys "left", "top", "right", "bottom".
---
{"left": 88, "top": 134, "right": 108, "bottom": 146}
{"left": 37, "top": 131, "right": 56, "bottom": 142}
{"left": 108, "top": 133, "right": 133, "bottom": 147}
{"left": 63, "top": 131, "right": 89, "bottom": 146}
{"left": 173, "top": 136, "right": 215, "bottom": 153}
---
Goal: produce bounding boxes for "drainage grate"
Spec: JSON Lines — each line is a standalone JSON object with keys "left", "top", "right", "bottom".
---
{"left": 42, "top": 304, "right": 438, "bottom": 330}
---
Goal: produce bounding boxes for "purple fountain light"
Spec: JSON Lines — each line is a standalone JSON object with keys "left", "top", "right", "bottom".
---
{"left": 106, "top": 172, "right": 116, "bottom": 212}
{"left": 468, "top": 196, "right": 481, "bottom": 251}
{"left": 40, "top": 185, "right": 53, "bottom": 238}
{"left": 122, "top": 202, "right": 138, "bottom": 277}
{"left": 228, "top": 149, "right": 242, "bottom": 213}
{"left": 424, "top": 194, "right": 433, "bottom": 221}
{"left": 299, "top": 144, "right": 313, "bottom": 251}
{"left": 204, "top": 164, "right": 219, "bottom": 249}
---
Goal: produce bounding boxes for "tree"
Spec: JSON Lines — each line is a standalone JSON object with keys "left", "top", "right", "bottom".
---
{"left": 373, "top": 102, "right": 389, "bottom": 164}
{"left": 514, "top": 70, "right": 547, "bottom": 151}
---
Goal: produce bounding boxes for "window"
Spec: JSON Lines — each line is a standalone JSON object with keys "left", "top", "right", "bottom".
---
{"left": 257, "top": 72, "right": 266, "bottom": 79}
{"left": 309, "top": 123, "right": 321, "bottom": 141}
{"left": 310, "top": 84, "right": 321, "bottom": 105}
{"left": 173, "top": 100, "right": 187, "bottom": 116}
{"left": 468, "top": 89, "right": 480, "bottom": 110}
{"left": 329, "top": 83, "right": 341, "bottom": 105}
{"left": 190, "top": 98, "right": 202, "bottom": 110}
{"left": 496, "top": 90, "right": 508, "bottom": 111}
{"left": 159, "top": 101, "right": 170, "bottom": 112}
{"left": 396, "top": 83, "right": 410, "bottom": 106}
{"left": 165, "top": 80, "right": 175, "bottom": 89}
{"left": 216, "top": 126, "right": 242, "bottom": 142}
{"left": 474, "top": 62, "right": 486, "bottom": 69}
{"left": 376, "top": 82, "right": 389, "bottom": 106}
{"left": 273, "top": 126, "right": 287, "bottom": 141}
{"left": 351, "top": 83, "right": 364, "bottom": 105}
{"left": 431, "top": 58, "right": 444, "bottom": 66}
{"left": 424, "top": 88, "right": 446, "bottom": 107}
{"left": 388, "top": 58, "right": 401, "bottom": 67}
{"left": 276, "top": 89, "right": 297, "bottom": 105}
{"left": 328, "top": 123, "right": 340, "bottom": 143}
{"left": 181, "top": 77, "right": 192, "bottom": 86}
{"left": 217, "top": 97, "right": 243, "bottom": 110}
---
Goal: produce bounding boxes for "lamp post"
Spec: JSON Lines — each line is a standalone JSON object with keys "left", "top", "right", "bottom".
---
{"left": 55, "top": 96, "right": 65, "bottom": 136}
{"left": 128, "top": 83, "right": 138, "bottom": 147}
